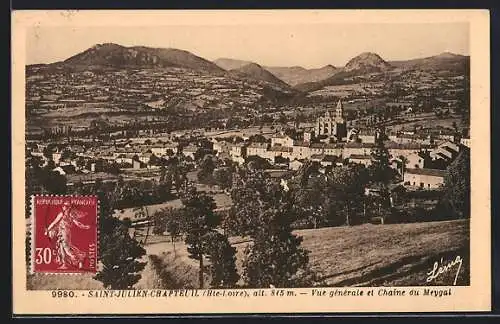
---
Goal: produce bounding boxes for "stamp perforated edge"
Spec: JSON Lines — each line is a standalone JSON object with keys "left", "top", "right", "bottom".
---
{"left": 28, "top": 194, "right": 100, "bottom": 276}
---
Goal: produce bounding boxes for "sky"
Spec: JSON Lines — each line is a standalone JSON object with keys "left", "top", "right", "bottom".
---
{"left": 26, "top": 23, "right": 469, "bottom": 69}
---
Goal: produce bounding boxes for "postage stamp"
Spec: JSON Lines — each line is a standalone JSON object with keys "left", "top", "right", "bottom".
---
{"left": 30, "top": 195, "right": 98, "bottom": 274}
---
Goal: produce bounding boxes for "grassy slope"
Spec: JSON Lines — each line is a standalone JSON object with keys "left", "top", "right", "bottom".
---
{"left": 145, "top": 219, "right": 469, "bottom": 288}
{"left": 298, "top": 219, "right": 469, "bottom": 286}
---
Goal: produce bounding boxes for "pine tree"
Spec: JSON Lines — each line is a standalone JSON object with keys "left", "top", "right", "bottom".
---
{"left": 369, "top": 135, "right": 394, "bottom": 213}
{"left": 181, "top": 188, "right": 238, "bottom": 288}
{"left": 93, "top": 191, "right": 147, "bottom": 289}
{"left": 369, "top": 136, "right": 392, "bottom": 186}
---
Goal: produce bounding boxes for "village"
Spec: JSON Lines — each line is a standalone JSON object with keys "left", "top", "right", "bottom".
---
{"left": 26, "top": 96, "right": 469, "bottom": 226}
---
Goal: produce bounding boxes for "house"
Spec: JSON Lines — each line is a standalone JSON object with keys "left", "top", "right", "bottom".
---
{"left": 150, "top": 143, "right": 178, "bottom": 156}
{"left": 356, "top": 129, "right": 377, "bottom": 144}
{"left": 115, "top": 153, "right": 135, "bottom": 165}
{"left": 429, "top": 142, "right": 459, "bottom": 162}
{"left": 343, "top": 142, "right": 375, "bottom": 157}
{"left": 438, "top": 141, "right": 460, "bottom": 154}
{"left": 268, "top": 146, "right": 293, "bottom": 161}
{"left": 309, "top": 143, "right": 325, "bottom": 156}
{"left": 324, "top": 143, "right": 342, "bottom": 157}
{"left": 303, "top": 131, "right": 314, "bottom": 143}
{"left": 349, "top": 154, "right": 372, "bottom": 166}
{"left": 246, "top": 143, "right": 269, "bottom": 159}
{"left": 320, "top": 155, "right": 338, "bottom": 167}
{"left": 263, "top": 169, "right": 291, "bottom": 180}
{"left": 212, "top": 140, "right": 230, "bottom": 156}
{"left": 385, "top": 141, "right": 427, "bottom": 160}
{"left": 270, "top": 134, "right": 294, "bottom": 147}
{"left": 403, "top": 168, "right": 446, "bottom": 189}
{"left": 229, "top": 143, "right": 247, "bottom": 164}
{"left": 404, "top": 151, "right": 429, "bottom": 169}
{"left": 292, "top": 141, "right": 311, "bottom": 160}
{"left": 437, "top": 134, "right": 455, "bottom": 142}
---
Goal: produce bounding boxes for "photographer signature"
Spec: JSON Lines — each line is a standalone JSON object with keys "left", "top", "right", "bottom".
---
{"left": 426, "top": 255, "right": 463, "bottom": 286}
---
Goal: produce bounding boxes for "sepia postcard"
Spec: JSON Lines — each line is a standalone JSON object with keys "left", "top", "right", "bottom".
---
{"left": 11, "top": 9, "right": 491, "bottom": 315}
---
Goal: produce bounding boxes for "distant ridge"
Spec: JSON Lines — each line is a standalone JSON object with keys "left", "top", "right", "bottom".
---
{"left": 27, "top": 45, "right": 469, "bottom": 94}
{"left": 51, "top": 43, "right": 225, "bottom": 73}
{"left": 294, "top": 51, "right": 469, "bottom": 92}
{"left": 214, "top": 58, "right": 254, "bottom": 71}
{"left": 389, "top": 52, "right": 469, "bottom": 73}
{"left": 265, "top": 64, "right": 339, "bottom": 86}
{"left": 230, "top": 63, "right": 292, "bottom": 88}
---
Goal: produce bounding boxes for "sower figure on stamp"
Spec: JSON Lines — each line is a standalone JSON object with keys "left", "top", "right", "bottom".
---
{"left": 44, "top": 201, "right": 90, "bottom": 270}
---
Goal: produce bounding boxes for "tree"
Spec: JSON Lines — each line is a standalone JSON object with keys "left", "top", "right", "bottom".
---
{"left": 202, "top": 231, "right": 240, "bottom": 288}
{"left": 368, "top": 136, "right": 395, "bottom": 215}
{"left": 148, "top": 153, "right": 161, "bottom": 166}
{"left": 243, "top": 228, "right": 308, "bottom": 288}
{"left": 325, "top": 165, "right": 370, "bottom": 226}
{"left": 165, "top": 157, "right": 189, "bottom": 194}
{"left": 167, "top": 214, "right": 182, "bottom": 255}
{"left": 370, "top": 137, "right": 393, "bottom": 185}
{"left": 152, "top": 209, "right": 169, "bottom": 235}
{"left": 213, "top": 167, "right": 233, "bottom": 190}
{"left": 230, "top": 169, "right": 310, "bottom": 288}
{"left": 181, "top": 189, "right": 220, "bottom": 288}
{"left": 93, "top": 191, "right": 147, "bottom": 289}
{"left": 290, "top": 173, "right": 328, "bottom": 229}
{"left": 248, "top": 134, "right": 268, "bottom": 143}
{"left": 197, "top": 155, "right": 216, "bottom": 185}
{"left": 245, "top": 155, "right": 272, "bottom": 170}
{"left": 442, "top": 148, "right": 470, "bottom": 218}
{"left": 31, "top": 160, "right": 67, "bottom": 194}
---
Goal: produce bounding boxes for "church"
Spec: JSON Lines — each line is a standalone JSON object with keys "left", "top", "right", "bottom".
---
{"left": 315, "top": 100, "right": 347, "bottom": 141}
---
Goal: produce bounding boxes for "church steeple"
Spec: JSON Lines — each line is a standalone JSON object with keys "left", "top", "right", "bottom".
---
{"left": 335, "top": 99, "right": 344, "bottom": 118}
{"left": 335, "top": 99, "right": 344, "bottom": 121}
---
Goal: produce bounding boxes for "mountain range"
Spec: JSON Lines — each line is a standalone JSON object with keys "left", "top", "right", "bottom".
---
{"left": 29, "top": 43, "right": 469, "bottom": 91}
{"left": 52, "top": 43, "right": 225, "bottom": 74}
